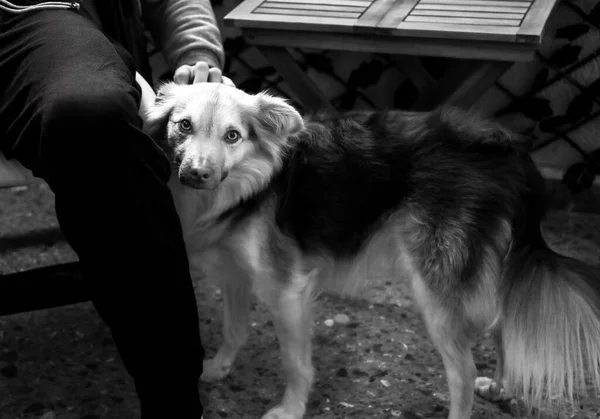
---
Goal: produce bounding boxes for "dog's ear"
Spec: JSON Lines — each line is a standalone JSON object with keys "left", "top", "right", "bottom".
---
{"left": 252, "top": 92, "right": 304, "bottom": 138}
{"left": 143, "top": 82, "right": 180, "bottom": 144}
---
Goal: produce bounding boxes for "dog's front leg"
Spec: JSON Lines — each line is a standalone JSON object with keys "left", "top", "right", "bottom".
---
{"left": 201, "top": 273, "right": 252, "bottom": 382}
{"left": 259, "top": 276, "right": 315, "bottom": 419}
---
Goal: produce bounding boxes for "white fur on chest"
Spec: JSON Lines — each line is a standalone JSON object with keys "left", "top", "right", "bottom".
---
{"left": 168, "top": 177, "right": 229, "bottom": 278}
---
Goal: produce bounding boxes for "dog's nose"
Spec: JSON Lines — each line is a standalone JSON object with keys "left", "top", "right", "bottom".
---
{"left": 179, "top": 163, "right": 221, "bottom": 190}
{"left": 189, "top": 167, "right": 214, "bottom": 182}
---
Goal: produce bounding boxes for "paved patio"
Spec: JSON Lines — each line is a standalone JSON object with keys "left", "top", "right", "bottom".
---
{"left": 1, "top": 182, "right": 600, "bottom": 419}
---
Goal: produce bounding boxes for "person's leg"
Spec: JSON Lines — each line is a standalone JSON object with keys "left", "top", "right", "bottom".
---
{"left": 0, "top": 9, "right": 204, "bottom": 418}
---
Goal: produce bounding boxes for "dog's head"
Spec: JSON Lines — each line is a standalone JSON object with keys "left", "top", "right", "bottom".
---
{"left": 144, "top": 82, "right": 304, "bottom": 191}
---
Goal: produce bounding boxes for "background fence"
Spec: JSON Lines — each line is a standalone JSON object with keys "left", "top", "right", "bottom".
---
{"left": 146, "top": 0, "right": 600, "bottom": 195}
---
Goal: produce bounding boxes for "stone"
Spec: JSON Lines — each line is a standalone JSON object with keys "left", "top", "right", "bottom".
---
{"left": 333, "top": 314, "right": 350, "bottom": 324}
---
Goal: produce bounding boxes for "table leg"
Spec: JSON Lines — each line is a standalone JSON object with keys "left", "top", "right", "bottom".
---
{"left": 413, "top": 59, "right": 513, "bottom": 112}
{"left": 256, "top": 45, "right": 334, "bottom": 112}
{"left": 391, "top": 55, "right": 437, "bottom": 94}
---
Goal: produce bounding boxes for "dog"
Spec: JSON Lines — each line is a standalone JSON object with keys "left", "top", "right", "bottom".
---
{"left": 143, "top": 82, "right": 600, "bottom": 419}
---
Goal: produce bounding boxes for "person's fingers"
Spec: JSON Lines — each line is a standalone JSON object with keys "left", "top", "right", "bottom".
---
{"left": 207, "top": 67, "right": 223, "bottom": 83}
{"left": 191, "top": 61, "right": 210, "bottom": 84}
{"left": 174, "top": 62, "right": 234, "bottom": 86}
{"left": 173, "top": 66, "right": 192, "bottom": 85}
{"left": 221, "top": 75, "right": 236, "bottom": 87}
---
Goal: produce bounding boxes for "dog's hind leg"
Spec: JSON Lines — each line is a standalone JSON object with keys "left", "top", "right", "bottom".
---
{"left": 201, "top": 267, "right": 253, "bottom": 383}
{"left": 412, "top": 275, "right": 477, "bottom": 419}
{"left": 258, "top": 272, "right": 315, "bottom": 419}
{"left": 474, "top": 331, "right": 513, "bottom": 403}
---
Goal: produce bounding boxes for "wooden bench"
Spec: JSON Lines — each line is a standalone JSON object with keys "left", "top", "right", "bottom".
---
{"left": 0, "top": 153, "right": 35, "bottom": 189}
{"left": 224, "top": 0, "right": 559, "bottom": 111}
{"left": 0, "top": 154, "right": 90, "bottom": 316}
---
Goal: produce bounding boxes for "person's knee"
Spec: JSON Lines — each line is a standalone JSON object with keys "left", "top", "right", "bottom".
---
{"left": 45, "top": 83, "right": 140, "bottom": 132}
{"left": 42, "top": 82, "right": 143, "bottom": 165}
{"left": 39, "top": 82, "right": 170, "bottom": 187}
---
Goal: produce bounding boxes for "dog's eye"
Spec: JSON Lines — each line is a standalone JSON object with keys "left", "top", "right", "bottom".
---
{"left": 178, "top": 119, "right": 192, "bottom": 132}
{"left": 224, "top": 129, "right": 241, "bottom": 144}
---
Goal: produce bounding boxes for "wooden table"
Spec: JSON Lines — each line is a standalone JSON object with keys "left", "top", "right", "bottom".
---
{"left": 224, "top": 0, "right": 559, "bottom": 111}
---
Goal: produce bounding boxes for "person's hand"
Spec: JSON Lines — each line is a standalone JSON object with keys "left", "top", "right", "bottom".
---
{"left": 173, "top": 60, "right": 235, "bottom": 87}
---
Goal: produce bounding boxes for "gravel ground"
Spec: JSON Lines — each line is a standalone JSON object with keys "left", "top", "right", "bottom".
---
{"left": 1, "top": 182, "right": 600, "bottom": 419}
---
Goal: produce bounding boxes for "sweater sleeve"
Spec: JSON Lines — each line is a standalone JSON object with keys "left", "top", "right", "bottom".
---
{"left": 142, "top": 0, "right": 225, "bottom": 71}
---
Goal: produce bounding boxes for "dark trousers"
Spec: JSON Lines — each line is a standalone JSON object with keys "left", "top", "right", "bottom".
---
{"left": 0, "top": 7, "right": 204, "bottom": 418}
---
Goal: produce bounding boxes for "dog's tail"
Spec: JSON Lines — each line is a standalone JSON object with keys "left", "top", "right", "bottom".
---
{"left": 501, "top": 242, "right": 600, "bottom": 411}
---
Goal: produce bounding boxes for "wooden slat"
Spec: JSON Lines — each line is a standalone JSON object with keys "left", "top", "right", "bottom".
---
{"left": 420, "top": 0, "right": 531, "bottom": 6}
{"left": 261, "top": 2, "right": 366, "bottom": 12}
{"left": 227, "top": 13, "right": 360, "bottom": 31}
{"left": 405, "top": 16, "right": 521, "bottom": 26}
{"left": 225, "top": 0, "right": 271, "bottom": 27}
{"left": 394, "top": 20, "right": 519, "bottom": 41}
{"left": 376, "top": 0, "right": 420, "bottom": 31}
{"left": 414, "top": 4, "right": 528, "bottom": 12}
{"left": 254, "top": 7, "right": 362, "bottom": 18}
{"left": 517, "top": 0, "right": 559, "bottom": 42}
{"left": 266, "top": 0, "right": 372, "bottom": 5}
{"left": 244, "top": 28, "right": 535, "bottom": 60}
{"left": 410, "top": 10, "right": 524, "bottom": 19}
{"left": 354, "top": 0, "right": 397, "bottom": 31}
{"left": 0, "top": 262, "right": 88, "bottom": 317}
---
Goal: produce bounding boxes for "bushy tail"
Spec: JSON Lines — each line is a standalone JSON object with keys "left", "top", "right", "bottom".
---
{"left": 501, "top": 245, "right": 600, "bottom": 413}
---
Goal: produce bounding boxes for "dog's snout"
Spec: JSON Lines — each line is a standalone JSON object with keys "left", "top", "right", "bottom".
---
{"left": 189, "top": 166, "right": 214, "bottom": 182}
{"left": 179, "top": 162, "right": 222, "bottom": 190}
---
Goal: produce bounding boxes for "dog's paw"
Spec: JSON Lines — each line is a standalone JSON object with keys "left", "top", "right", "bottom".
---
{"left": 200, "top": 358, "right": 231, "bottom": 382}
{"left": 474, "top": 376, "right": 510, "bottom": 403}
{"left": 260, "top": 403, "right": 305, "bottom": 419}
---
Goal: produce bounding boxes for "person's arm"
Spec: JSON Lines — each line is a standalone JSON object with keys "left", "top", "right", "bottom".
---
{"left": 142, "top": 0, "right": 228, "bottom": 84}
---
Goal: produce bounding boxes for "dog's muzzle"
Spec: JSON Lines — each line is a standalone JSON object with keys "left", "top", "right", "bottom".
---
{"left": 179, "top": 163, "right": 225, "bottom": 190}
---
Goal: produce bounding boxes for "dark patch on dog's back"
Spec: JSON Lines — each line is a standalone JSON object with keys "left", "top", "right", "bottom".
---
{"left": 271, "top": 108, "right": 542, "bottom": 292}
{"left": 272, "top": 110, "right": 416, "bottom": 258}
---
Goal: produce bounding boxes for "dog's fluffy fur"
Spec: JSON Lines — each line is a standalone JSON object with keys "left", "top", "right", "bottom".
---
{"left": 144, "top": 82, "right": 600, "bottom": 419}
